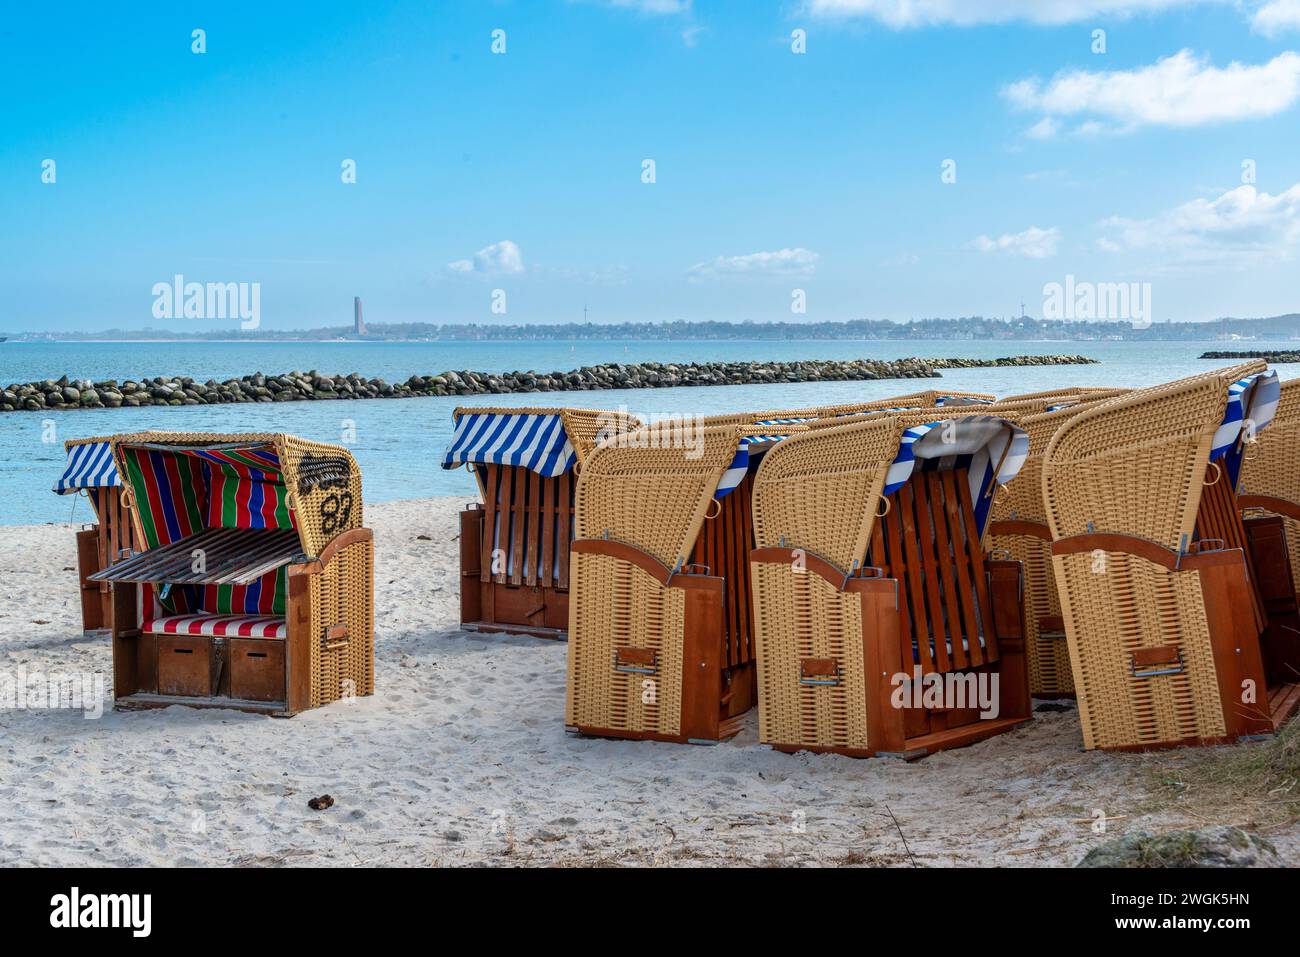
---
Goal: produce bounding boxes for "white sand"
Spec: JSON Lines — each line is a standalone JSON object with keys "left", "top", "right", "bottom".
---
{"left": 1, "top": 497, "right": 1295, "bottom": 867}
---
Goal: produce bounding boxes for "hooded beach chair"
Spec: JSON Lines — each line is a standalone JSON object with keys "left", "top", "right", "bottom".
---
{"left": 1233, "top": 376, "right": 1300, "bottom": 708}
{"left": 53, "top": 436, "right": 139, "bottom": 633}
{"left": 1042, "top": 364, "right": 1299, "bottom": 750}
{"left": 564, "top": 420, "right": 815, "bottom": 744}
{"left": 562, "top": 392, "right": 996, "bottom": 745}
{"left": 748, "top": 409, "right": 1033, "bottom": 758}
{"left": 986, "top": 391, "right": 1130, "bottom": 697}
{"left": 442, "top": 407, "right": 641, "bottom": 639}
{"left": 87, "top": 431, "right": 374, "bottom": 715}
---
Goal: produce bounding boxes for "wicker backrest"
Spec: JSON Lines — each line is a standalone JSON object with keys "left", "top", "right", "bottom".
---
{"left": 999, "top": 386, "right": 1120, "bottom": 403}
{"left": 991, "top": 393, "right": 1129, "bottom": 524}
{"left": 1042, "top": 363, "right": 1264, "bottom": 550}
{"left": 750, "top": 416, "right": 904, "bottom": 573}
{"left": 574, "top": 424, "right": 747, "bottom": 569}
{"left": 108, "top": 430, "right": 363, "bottom": 557}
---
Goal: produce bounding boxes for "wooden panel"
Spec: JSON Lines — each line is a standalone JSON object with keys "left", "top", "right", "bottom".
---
{"left": 676, "top": 575, "right": 725, "bottom": 743}
{"left": 480, "top": 465, "right": 500, "bottom": 582}
{"left": 286, "top": 568, "right": 312, "bottom": 714}
{"left": 156, "top": 636, "right": 214, "bottom": 697}
{"left": 1198, "top": 553, "right": 1274, "bottom": 738}
{"left": 229, "top": 638, "right": 287, "bottom": 702}
{"left": 76, "top": 527, "right": 105, "bottom": 632}
{"left": 459, "top": 508, "right": 484, "bottom": 626}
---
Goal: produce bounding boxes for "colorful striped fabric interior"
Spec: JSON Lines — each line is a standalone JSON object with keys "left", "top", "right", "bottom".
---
{"left": 118, "top": 443, "right": 297, "bottom": 617}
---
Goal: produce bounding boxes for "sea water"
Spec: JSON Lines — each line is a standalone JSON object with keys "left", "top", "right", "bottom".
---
{"left": 2, "top": 338, "right": 1292, "bottom": 525}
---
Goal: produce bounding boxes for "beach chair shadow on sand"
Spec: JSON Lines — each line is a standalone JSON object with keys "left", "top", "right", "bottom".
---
{"left": 87, "top": 431, "right": 374, "bottom": 716}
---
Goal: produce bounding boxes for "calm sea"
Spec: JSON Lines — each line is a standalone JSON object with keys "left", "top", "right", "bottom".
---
{"left": 2, "top": 338, "right": 1292, "bottom": 526}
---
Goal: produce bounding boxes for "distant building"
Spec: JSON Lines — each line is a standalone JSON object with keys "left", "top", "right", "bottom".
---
{"left": 354, "top": 297, "right": 366, "bottom": 336}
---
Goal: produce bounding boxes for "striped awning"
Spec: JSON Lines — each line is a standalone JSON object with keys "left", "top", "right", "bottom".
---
{"left": 1212, "top": 370, "right": 1280, "bottom": 487}
{"left": 884, "top": 416, "right": 1029, "bottom": 535}
{"left": 715, "top": 419, "right": 813, "bottom": 499}
{"left": 441, "top": 412, "right": 576, "bottom": 477}
{"left": 937, "top": 395, "right": 993, "bottom": 406}
{"left": 54, "top": 441, "right": 121, "bottom": 494}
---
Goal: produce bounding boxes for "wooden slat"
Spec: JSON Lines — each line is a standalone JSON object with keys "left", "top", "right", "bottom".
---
{"left": 915, "top": 473, "right": 951, "bottom": 672}
{"left": 941, "top": 470, "right": 982, "bottom": 668}
{"left": 956, "top": 475, "right": 998, "bottom": 663}
{"left": 540, "top": 474, "right": 555, "bottom": 587}
{"left": 557, "top": 471, "right": 571, "bottom": 589}
{"left": 88, "top": 527, "right": 301, "bottom": 586}
{"left": 930, "top": 472, "right": 969, "bottom": 671}
{"left": 481, "top": 464, "right": 499, "bottom": 583}
{"left": 882, "top": 491, "right": 914, "bottom": 661}
{"left": 525, "top": 469, "right": 541, "bottom": 587}
{"left": 897, "top": 483, "right": 935, "bottom": 674}
{"left": 510, "top": 467, "right": 525, "bottom": 586}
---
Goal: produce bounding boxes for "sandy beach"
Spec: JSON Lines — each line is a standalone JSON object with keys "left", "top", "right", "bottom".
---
{"left": 2, "top": 497, "right": 1296, "bottom": 867}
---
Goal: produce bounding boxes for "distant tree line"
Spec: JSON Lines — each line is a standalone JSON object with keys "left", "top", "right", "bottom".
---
{"left": 16, "top": 313, "right": 1300, "bottom": 342}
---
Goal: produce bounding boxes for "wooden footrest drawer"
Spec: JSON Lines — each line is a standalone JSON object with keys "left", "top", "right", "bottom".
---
{"left": 229, "top": 638, "right": 286, "bottom": 703}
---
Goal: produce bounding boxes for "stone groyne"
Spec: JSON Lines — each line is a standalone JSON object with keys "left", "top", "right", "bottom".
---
{"left": 1, "top": 355, "right": 1098, "bottom": 411}
{"left": 1199, "top": 350, "right": 1300, "bottom": 362}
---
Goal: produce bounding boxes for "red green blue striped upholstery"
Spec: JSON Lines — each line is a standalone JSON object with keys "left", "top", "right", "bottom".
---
{"left": 118, "top": 443, "right": 297, "bottom": 618}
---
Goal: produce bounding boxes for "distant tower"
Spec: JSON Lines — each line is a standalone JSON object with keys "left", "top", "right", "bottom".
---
{"left": 354, "top": 297, "right": 366, "bottom": 336}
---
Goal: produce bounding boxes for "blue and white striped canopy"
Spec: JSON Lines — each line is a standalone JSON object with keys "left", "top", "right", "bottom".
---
{"left": 884, "top": 416, "right": 1029, "bottom": 535}
{"left": 53, "top": 441, "right": 121, "bottom": 494}
{"left": 937, "top": 395, "right": 993, "bottom": 406}
{"left": 1211, "top": 370, "right": 1279, "bottom": 487}
{"left": 714, "top": 418, "right": 815, "bottom": 499}
{"left": 441, "top": 411, "right": 577, "bottom": 477}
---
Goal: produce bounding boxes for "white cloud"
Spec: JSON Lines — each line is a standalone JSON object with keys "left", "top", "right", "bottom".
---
{"left": 1100, "top": 183, "right": 1300, "bottom": 265}
{"left": 681, "top": 24, "right": 705, "bottom": 46}
{"left": 1254, "top": 0, "right": 1300, "bottom": 35}
{"left": 1004, "top": 50, "right": 1300, "bottom": 134}
{"left": 446, "top": 240, "right": 525, "bottom": 276}
{"left": 805, "top": 0, "right": 1217, "bottom": 27}
{"left": 970, "top": 226, "right": 1061, "bottom": 258}
{"left": 687, "top": 247, "right": 819, "bottom": 279}
{"left": 1025, "top": 117, "right": 1061, "bottom": 140}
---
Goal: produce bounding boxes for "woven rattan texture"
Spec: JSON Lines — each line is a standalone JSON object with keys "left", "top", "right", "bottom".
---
{"left": 990, "top": 531, "right": 1074, "bottom": 695}
{"left": 565, "top": 550, "right": 685, "bottom": 736}
{"left": 574, "top": 424, "right": 745, "bottom": 568}
{"left": 308, "top": 536, "right": 375, "bottom": 707}
{"left": 751, "top": 416, "right": 903, "bottom": 571}
{"left": 751, "top": 561, "right": 869, "bottom": 751}
{"left": 1053, "top": 550, "right": 1225, "bottom": 749}
{"left": 1042, "top": 365, "right": 1262, "bottom": 550}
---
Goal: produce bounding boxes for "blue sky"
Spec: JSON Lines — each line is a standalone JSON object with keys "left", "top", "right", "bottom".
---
{"left": 3, "top": 0, "right": 1300, "bottom": 332}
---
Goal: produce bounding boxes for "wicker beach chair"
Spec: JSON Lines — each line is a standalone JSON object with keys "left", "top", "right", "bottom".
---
{"left": 562, "top": 390, "right": 997, "bottom": 744}
{"left": 443, "top": 407, "right": 641, "bottom": 639}
{"left": 88, "top": 431, "right": 374, "bottom": 715}
{"left": 1234, "top": 376, "right": 1300, "bottom": 708}
{"left": 1041, "top": 364, "right": 1299, "bottom": 750}
{"left": 986, "top": 391, "right": 1131, "bottom": 697}
{"left": 748, "top": 409, "right": 1033, "bottom": 758}
{"left": 53, "top": 436, "right": 138, "bottom": 633}
{"left": 564, "top": 420, "right": 807, "bottom": 744}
